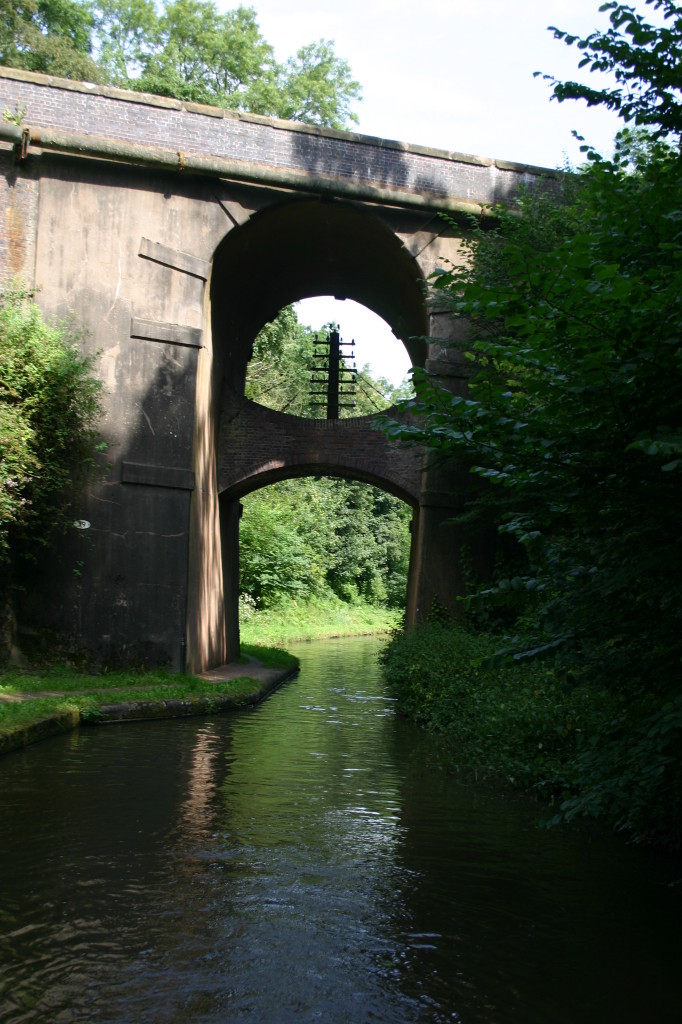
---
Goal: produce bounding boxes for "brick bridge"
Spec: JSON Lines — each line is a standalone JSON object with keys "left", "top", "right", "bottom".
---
{"left": 0, "top": 67, "right": 553, "bottom": 672}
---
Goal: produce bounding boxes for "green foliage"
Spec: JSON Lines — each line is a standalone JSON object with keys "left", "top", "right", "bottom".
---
{"left": 539, "top": 0, "right": 682, "bottom": 143}
{"left": 92, "top": 0, "right": 158, "bottom": 83}
{"left": 0, "top": 0, "right": 101, "bottom": 80}
{"left": 551, "top": 693, "right": 682, "bottom": 847}
{"left": 133, "top": 0, "right": 277, "bottom": 108}
{"left": 381, "top": 623, "right": 682, "bottom": 846}
{"left": 239, "top": 642, "right": 299, "bottom": 671}
{"left": 274, "top": 39, "right": 361, "bottom": 129}
{"left": 0, "top": 287, "right": 103, "bottom": 572}
{"left": 239, "top": 479, "right": 327, "bottom": 607}
{"left": 2, "top": 0, "right": 362, "bottom": 130}
{"left": 383, "top": 136, "right": 682, "bottom": 695}
{"left": 379, "top": 0, "right": 682, "bottom": 847}
{"left": 245, "top": 306, "right": 318, "bottom": 416}
{"left": 380, "top": 623, "right": 617, "bottom": 789}
{"left": 239, "top": 476, "right": 411, "bottom": 612}
{"left": 240, "top": 593, "right": 400, "bottom": 647}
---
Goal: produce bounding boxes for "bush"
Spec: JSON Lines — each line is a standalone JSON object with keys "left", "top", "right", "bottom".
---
{"left": 381, "top": 624, "right": 612, "bottom": 784}
{"left": 381, "top": 622, "right": 682, "bottom": 847}
{"left": 0, "top": 286, "right": 102, "bottom": 571}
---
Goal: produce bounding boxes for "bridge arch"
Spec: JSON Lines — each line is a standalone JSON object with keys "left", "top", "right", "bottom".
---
{"left": 209, "top": 195, "right": 429, "bottom": 395}
{"left": 188, "top": 195, "right": 430, "bottom": 667}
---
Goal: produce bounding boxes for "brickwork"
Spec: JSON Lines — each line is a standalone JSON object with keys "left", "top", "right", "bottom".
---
{"left": 0, "top": 68, "right": 554, "bottom": 209}
{"left": 0, "top": 146, "right": 39, "bottom": 285}
{"left": 218, "top": 397, "right": 422, "bottom": 505}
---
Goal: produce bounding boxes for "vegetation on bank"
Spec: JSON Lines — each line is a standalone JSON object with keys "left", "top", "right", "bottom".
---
{"left": 381, "top": 623, "right": 682, "bottom": 849}
{"left": 380, "top": 1, "right": 682, "bottom": 850}
{"left": 0, "top": 288, "right": 103, "bottom": 581}
{"left": 240, "top": 595, "right": 401, "bottom": 647}
{"left": 0, "top": 644, "right": 299, "bottom": 752}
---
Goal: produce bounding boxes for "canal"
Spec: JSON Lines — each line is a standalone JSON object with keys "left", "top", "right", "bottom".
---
{"left": 1, "top": 635, "right": 680, "bottom": 1023}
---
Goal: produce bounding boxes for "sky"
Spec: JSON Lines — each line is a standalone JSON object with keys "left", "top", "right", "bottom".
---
{"left": 224, "top": 0, "right": 627, "bottom": 384}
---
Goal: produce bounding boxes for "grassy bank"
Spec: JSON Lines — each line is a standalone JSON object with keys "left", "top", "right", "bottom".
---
{"left": 240, "top": 595, "right": 401, "bottom": 646}
{"left": 380, "top": 623, "right": 682, "bottom": 849}
{"left": 0, "top": 644, "right": 298, "bottom": 754}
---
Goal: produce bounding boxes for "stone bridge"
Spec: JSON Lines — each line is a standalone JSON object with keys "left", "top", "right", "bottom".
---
{"left": 0, "top": 67, "right": 554, "bottom": 672}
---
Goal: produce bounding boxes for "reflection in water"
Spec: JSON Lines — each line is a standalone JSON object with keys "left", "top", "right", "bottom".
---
{"left": 0, "top": 636, "right": 680, "bottom": 1024}
{"left": 179, "top": 724, "right": 221, "bottom": 841}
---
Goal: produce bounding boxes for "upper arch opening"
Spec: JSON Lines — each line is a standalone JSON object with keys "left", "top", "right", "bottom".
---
{"left": 210, "top": 195, "right": 428, "bottom": 391}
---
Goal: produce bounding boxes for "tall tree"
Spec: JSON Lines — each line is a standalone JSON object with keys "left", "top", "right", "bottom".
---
{"left": 382, "top": 0, "right": 682, "bottom": 694}
{"left": 378, "top": 0, "right": 682, "bottom": 845}
{"left": 92, "top": 0, "right": 158, "bottom": 84}
{"left": 133, "top": 1, "right": 279, "bottom": 108}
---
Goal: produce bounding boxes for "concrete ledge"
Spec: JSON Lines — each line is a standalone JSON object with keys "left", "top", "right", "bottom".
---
{"left": 0, "top": 666, "right": 298, "bottom": 754}
{"left": 95, "top": 668, "right": 296, "bottom": 722}
{"left": 130, "top": 317, "right": 203, "bottom": 348}
{"left": 0, "top": 708, "right": 80, "bottom": 754}
{"left": 121, "top": 461, "right": 196, "bottom": 490}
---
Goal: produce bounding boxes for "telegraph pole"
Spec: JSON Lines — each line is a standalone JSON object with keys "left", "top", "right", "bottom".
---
{"left": 310, "top": 325, "right": 356, "bottom": 419}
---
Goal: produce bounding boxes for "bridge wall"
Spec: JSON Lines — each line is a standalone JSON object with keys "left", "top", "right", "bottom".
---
{"left": 0, "top": 69, "right": 555, "bottom": 671}
{"left": 0, "top": 67, "right": 552, "bottom": 213}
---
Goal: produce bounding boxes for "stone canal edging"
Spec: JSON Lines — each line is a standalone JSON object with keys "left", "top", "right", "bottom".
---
{"left": 0, "top": 662, "right": 298, "bottom": 756}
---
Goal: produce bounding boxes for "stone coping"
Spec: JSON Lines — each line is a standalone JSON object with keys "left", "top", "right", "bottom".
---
{"left": 0, "top": 65, "right": 557, "bottom": 178}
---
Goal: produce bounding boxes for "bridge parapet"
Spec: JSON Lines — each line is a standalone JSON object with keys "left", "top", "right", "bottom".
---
{"left": 0, "top": 67, "right": 556, "bottom": 214}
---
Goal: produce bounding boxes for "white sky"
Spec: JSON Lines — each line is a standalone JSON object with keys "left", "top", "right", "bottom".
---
{"left": 224, "top": 0, "right": 627, "bottom": 384}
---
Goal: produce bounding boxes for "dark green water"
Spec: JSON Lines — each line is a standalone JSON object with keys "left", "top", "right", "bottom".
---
{"left": 1, "top": 635, "right": 680, "bottom": 1023}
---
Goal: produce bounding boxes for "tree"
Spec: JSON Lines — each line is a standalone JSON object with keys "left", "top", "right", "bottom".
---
{"left": 128, "top": 2, "right": 361, "bottom": 126}
{"left": 92, "top": 0, "right": 158, "bottom": 85}
{"left": 245, "top": 306, "right": 318, "bottom": 416}
{"left": 275, "top": 40, "right": 360, "bottom": 128}
{"left": 378, "top": 0, "right": 682, "bottom": 843}
{"left": 383, "top": 1, "right": 682, "bottom": 694}
{"left": 0, "top": 0, "right": 362, "bottom": 130}
{"left": 539, "top": 0, "right": 682, "bottom": 143}
{"left": 0, "top": 0, "right": 101, "bottom": 80}
{"left": 2, "top": 0, "right": 362, "bottom": 130}
{"left": 133, "top": 0, "right": 279, "bottom": 109}
{"left": 0, "top": 287, "right": 103, "bottom": 576}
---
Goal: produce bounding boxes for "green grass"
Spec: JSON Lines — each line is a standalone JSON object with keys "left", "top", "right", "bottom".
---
{"left": 0, "top": 642, "right": 300, "bottom": 750}
{"left": 0, "top": 696, "right": 83, "bottom": 733}
{"left": 240, "top": 596, "right": 401, "bottom": 646}
{"left": 379, "top": 622, "right": 618, "bottom": 794}
{"left": 0, "top": 676, "right": 259, "bottom": 737}
{"left": 240, "top": 643, "right": 299, "bottom": 670}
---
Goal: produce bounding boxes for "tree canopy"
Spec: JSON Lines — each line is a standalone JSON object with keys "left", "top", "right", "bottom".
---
{"left": 1, "top": 0, "right": 362, "bottom": 129}
{"left": 380, "top": 0, "right": 682, "bottom": 844}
